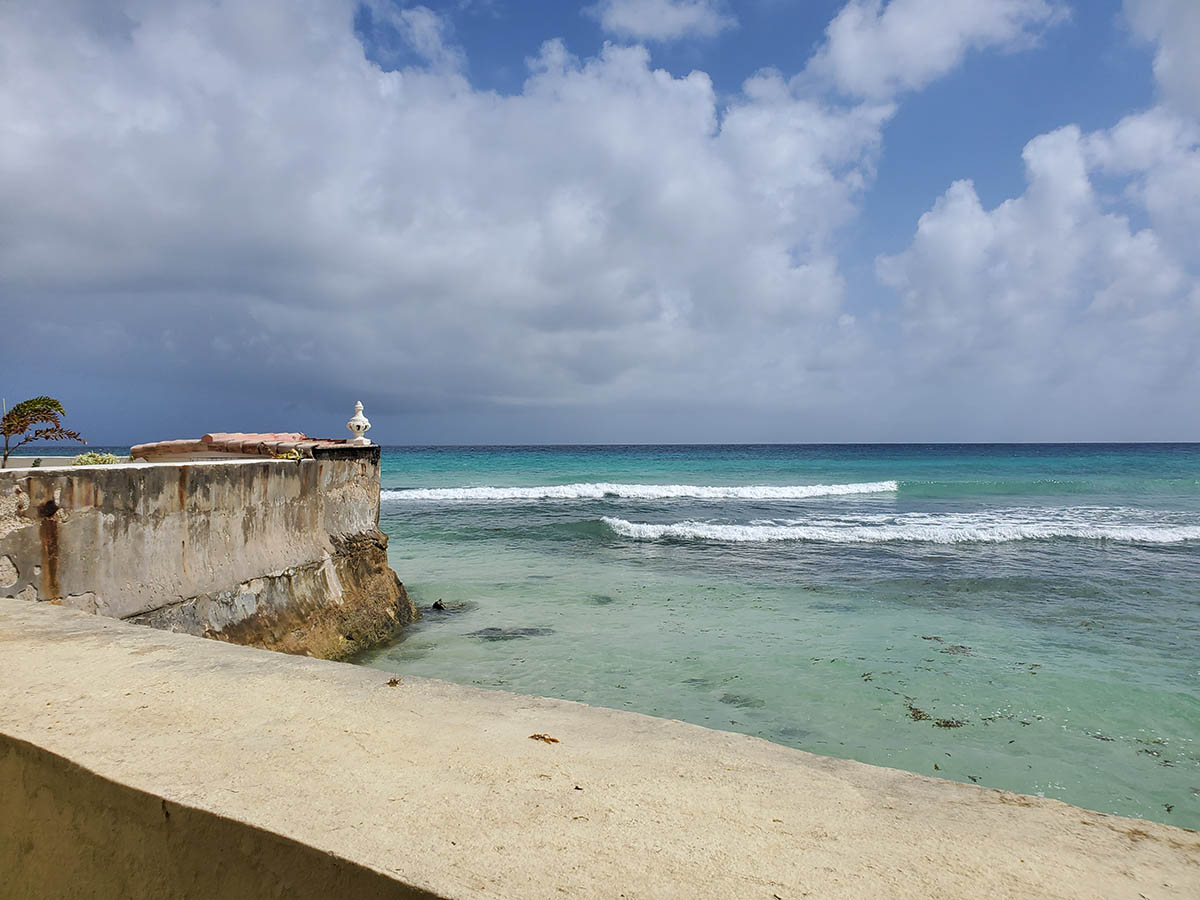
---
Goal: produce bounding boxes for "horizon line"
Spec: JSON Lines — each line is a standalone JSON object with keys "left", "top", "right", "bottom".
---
{"left": 13, "top": 440, "right": 1200, "bottom": 451}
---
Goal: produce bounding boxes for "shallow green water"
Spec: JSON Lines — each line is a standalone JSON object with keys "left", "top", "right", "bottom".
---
{"left": 358, "top": 444, "right": 1200, "bottom": 828}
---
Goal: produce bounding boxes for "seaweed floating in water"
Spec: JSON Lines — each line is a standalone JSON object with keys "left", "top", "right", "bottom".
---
{"left": 773, "top": 725, "right": 813, "bottom": 741}
{"left": 922, "top": 635, "right": 973, "bottom": 656}
{"left": 934, "top": 718, "right": 967, "bottom": 729}
{"left": 905, "top": 700, "right": 931, "bottom": 722}
{"left": 719, "top": 692, "right": 766, "bottom": 709}
{"left": 467, "top": 626, "right": 555, "bottom": 641}
{"left": 588, "top": 593, "right": 617, "bottom": 605}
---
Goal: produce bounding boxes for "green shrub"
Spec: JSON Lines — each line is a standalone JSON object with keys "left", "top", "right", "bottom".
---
{"left": 72, "top": 452, "right": 124, "bottom": 466}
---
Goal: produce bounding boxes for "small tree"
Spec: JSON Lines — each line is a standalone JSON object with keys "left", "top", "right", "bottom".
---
{"left": 2, "top": 396, "right": 85, "bottom": 469}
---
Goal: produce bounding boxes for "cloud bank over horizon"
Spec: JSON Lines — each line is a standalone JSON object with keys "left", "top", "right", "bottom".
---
{"left": 1, "top": 0, "right": 1196, "bottom": 443}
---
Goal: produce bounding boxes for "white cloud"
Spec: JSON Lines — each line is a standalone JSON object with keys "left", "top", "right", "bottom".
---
{"left": 1085, "top": 106, "right": 1200, "bottom": 264}
{"left": 866, "top": 0, "right": 1200, "bottom": 435}
{"left": 0, "top": 1, "right": 890, "bottom": 435}
{"left": 878, "top": 121, "right": 1199, "bottom": 430}
{"left": 1125, "top": 0, "right": 1200, "bottom": 119}
{"left": 360, "top": 2, "right": 466, "bottom": 72}
{"left": 880, "top": 126, "right": 1183, "bottom": 330}
{"left": 804, "top": 0, "right": 1065, "bottom": 99}
{"left": 586, "top": 0, "right": 736, "bottom": 42}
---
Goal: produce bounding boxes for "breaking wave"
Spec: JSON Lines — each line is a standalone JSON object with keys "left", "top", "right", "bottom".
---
{"left": 382, "top": 480, "right": 898, "bottom": 502}
{"left": 600, "top": 515, "right": 1200, "bottom": 544}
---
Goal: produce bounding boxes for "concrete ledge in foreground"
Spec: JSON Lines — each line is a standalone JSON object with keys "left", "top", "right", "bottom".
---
{"left": 1, "top": 599, "right": 1197, "bottom": 899}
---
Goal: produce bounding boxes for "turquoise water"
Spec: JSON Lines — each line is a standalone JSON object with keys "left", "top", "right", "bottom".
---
{"left": 358, "top": 444, "right": 1200, "bottom": 828}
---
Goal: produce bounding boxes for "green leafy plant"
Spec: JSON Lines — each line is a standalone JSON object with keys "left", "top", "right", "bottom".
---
{"left": 2, "top": 396, "right": 85, "bottom": 469}
{"left": 72, "top": 452, "right": 122, "bottom": 466}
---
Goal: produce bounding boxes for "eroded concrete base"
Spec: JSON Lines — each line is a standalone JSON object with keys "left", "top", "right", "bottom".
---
{"left": 128, "top": 529, "right": 416, "bottom": 660}
{"left": 1, "top": 599, "right": 1197, "bottom": 900}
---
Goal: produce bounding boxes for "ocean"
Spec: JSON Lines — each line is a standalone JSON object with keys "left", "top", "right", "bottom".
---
{"left": 357, "top": 444, "right": 1200, "bottom": 828}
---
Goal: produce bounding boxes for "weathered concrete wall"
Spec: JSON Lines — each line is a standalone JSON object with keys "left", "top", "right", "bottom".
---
{"left": 2, "top": 599, "right": 1198, "bottom": 900}
{"left": 0, "top": 735, "right": 430, "bottom": 900}
{"left": 0, "top": 448, "right": 415, "bottom": 659}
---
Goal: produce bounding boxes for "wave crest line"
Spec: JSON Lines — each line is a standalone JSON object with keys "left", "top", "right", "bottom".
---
{"left": 382, "top": 481, "right": 898, "bottom": 502}
{"left": 600, "top": 517, "right": 1200, "bottom": 544}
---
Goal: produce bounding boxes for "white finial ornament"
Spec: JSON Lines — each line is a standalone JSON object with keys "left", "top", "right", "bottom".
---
{"left": 346, "top": 401, "right": 372, "bottom": 446}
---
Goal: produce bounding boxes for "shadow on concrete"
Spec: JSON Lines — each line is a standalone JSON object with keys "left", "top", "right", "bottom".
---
{"left": 0, "top": 734, "right": 440, "bottom": 900}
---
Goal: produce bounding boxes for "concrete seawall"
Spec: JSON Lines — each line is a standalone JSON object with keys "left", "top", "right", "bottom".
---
{"left": 0, "top": 447, "right": 415, "bottom": 659}
{"left": 1, "top": 735, "right": 431, "bottom": 900}
{"left": 2, "top": 599, "right": 1197, "bottom": 899}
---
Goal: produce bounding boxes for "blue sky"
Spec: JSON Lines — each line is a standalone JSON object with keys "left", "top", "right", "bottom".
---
{"left": 1, "top": 1, "right": 1197, "bottom": 443}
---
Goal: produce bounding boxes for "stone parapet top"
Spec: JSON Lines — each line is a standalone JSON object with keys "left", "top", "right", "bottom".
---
{"left": 130, "top": 432, "right": 357, "bottom": 460}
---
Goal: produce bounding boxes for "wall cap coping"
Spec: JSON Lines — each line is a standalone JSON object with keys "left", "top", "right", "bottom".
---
{"left": 129, "top": 432, "right": 371, "bottom": 460}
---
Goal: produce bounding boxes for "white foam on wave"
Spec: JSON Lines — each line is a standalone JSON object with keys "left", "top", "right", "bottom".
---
{"left": 382, "top": 480, "right": 899, "bottom": 502}
{"left": 601, "top": 515, "right": 1200, "bottom": 544}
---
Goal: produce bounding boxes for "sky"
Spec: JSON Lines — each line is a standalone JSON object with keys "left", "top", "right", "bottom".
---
{"left": 1, "top": 0, "right": 1197, "bottom": 445}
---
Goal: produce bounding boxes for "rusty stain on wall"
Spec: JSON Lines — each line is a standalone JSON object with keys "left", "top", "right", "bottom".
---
{"left": 38, "top": 499, "right": 59, "bottom": 601}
